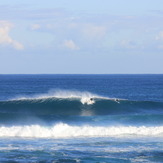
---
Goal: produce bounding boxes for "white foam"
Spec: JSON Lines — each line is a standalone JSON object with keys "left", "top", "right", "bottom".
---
{"left": 80, "top": 97, "right": 95, "bottom": 105}
{"left": 0, "top": 124, "right": 163, "bottom": 138}
{"left": 11, "top": 89, "right": 111, "bottom": 105}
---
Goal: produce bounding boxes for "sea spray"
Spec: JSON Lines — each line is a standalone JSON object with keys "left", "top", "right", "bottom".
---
{"left": 0, "top": 123, "right": 163, "bottom": 138}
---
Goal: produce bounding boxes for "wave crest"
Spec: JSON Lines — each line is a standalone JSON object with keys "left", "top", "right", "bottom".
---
{"left": 0, "top": 123, "right": 163, "bottom": 138}
{"left": 11, "top": 90, "right": 109, "bottom": 105}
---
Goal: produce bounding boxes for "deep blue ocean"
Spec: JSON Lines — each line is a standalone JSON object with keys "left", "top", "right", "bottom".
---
{"left": 0, "top": 74, "right": 163, "bottom": 162}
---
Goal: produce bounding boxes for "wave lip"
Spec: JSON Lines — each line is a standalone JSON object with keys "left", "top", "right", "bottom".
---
{"left": 11, "top": 90, "right": 101, "bottom": 99}
{"left": 10, "top": 90, "right": 112, "bottom": 105}
{"left": 0, "top": 123, "right": 163, "bottom": 138}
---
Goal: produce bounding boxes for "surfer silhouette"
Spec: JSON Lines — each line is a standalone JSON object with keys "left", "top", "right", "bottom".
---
{"left": 115, "top": 98, "right": 120, "bottom": 103}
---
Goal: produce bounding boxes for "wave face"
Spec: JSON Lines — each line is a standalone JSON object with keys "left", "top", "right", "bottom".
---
{"left": 1, "top": 96, "right": 163, "bottom": 116}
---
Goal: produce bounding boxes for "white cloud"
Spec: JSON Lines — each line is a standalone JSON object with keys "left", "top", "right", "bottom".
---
{"left": 121, "top": 40, "right": 137, "bottom": 49}
{"left": 81, "top": 24, "right": 106, "bottom": 40}
{"left": 63, "top": 40, "right": 79, "bottom": 50}
{"left": 156, "top": 31, "right": 163, "bottom": 40}
{"left": 31, "top": 24, "right": 41, "bottom": 30}
{"left": 0, "top": 20, "right": 24, "bottom": 50}
{"left": 155, "top": 31, "right": 163, "bottom": 49}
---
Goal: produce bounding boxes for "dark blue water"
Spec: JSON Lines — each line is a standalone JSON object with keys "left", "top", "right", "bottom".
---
{"left": 0, "top": 74, "right": 163, "bottom": 162}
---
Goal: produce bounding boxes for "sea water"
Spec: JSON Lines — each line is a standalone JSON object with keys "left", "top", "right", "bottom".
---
{"left": 0, "top": 74, "right": 163, "bottom": 162}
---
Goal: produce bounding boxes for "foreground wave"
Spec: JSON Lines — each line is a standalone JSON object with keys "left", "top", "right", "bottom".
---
{"left": 0, "top": 123, "right": 163, "bottom": 138}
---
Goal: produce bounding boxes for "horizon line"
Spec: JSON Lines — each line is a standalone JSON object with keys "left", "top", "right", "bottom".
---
{"left": 0, "top": 73, "right": 163, "bottom": 75}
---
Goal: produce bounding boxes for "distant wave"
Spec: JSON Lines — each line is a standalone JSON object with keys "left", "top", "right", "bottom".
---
{"left": 11, "top": 90, "right": 112, "bottom": 105}
{"left": 0, "top": 123, "right": 163, "bottom": 138}
{"left": 0, "top": 90, "right": 163, "bottom": 117}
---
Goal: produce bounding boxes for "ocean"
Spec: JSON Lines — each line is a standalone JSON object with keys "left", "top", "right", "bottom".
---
{"left": 0, "top": 74, "right": 163, "bottom": 162}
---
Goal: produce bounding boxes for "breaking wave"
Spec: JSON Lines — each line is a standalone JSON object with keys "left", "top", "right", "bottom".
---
{"left": 11, "top": 90, "right": 108, "bottom": 105}
{"left": 0, "top": 90, "right": 163, "bottom": 117}
{"left": 0, "top": 90, "right": 163, "bottom": 126}
{"left": 0, "top": 123, "right": 163, "bottom": 138}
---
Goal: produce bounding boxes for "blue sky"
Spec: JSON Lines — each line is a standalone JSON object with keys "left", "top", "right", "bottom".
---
{"left": 0, "top": 0, "right": 163, "bottom": 74}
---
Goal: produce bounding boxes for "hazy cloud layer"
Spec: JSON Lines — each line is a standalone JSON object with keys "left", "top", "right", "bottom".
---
{"left": 0, "top": 4, "right": 163, "bottom": 53}
{"left": 31, "top": 24, "right": 41, "bottom": 30}
{"left": 0, "top": 1, "right": 163, "bottom": 74}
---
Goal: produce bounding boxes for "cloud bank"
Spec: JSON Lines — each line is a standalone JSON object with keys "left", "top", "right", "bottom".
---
{"left": 0, "top": 20, "right": 24, "bottom": 50}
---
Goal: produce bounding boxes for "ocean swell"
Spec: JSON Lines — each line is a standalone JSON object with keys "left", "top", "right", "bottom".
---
{"left": 0, "top": 97, "right": 163, "bottom": 116}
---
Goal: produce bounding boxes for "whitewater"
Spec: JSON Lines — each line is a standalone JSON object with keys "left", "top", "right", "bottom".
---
{"left": 0, "top": 124, "right": 163, "bottom": 138}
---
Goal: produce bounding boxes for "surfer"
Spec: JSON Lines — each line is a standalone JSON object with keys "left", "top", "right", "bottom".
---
{"left": 87, "top": 98, "right": 94, "bottom": 104}
{"left": 115, "top": 98, "right": 120, "bottom": 103}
